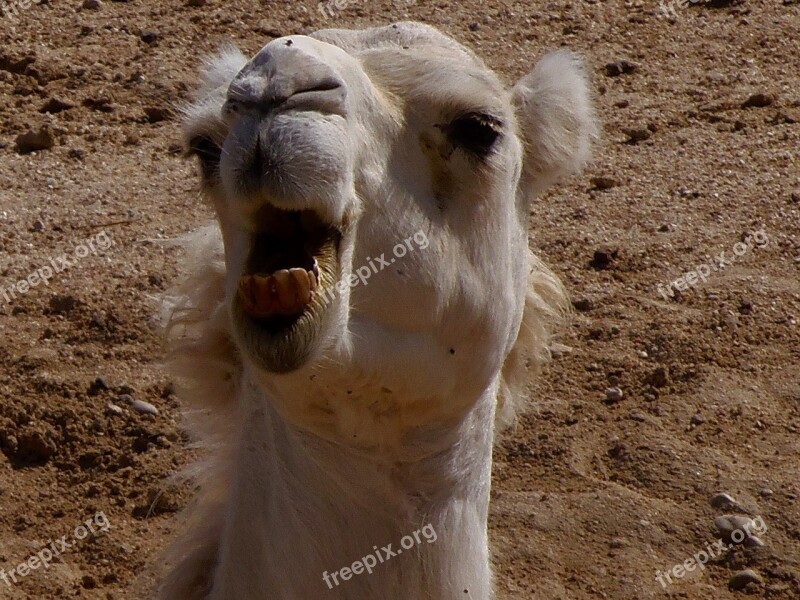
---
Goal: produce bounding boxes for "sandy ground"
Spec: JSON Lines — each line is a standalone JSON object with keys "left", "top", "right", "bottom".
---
{"left": 0, "top": 0, "right": 798, "bottom": 598}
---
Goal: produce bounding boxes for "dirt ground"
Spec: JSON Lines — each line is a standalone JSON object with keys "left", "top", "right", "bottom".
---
{"left": 0, "top": 0, "right": 797, "bottom": 598}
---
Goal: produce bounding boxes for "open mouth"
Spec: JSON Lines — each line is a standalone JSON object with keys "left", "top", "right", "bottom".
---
{"left": 240, "top": 206, "right": 340, "bottom": 326}
{"left": 233, "top": 205, "right": 341, "bottom": 372}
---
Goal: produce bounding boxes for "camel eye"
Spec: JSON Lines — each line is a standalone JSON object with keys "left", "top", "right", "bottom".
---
{"left": 446, "top": 112, "right": 503, "bottom": 156}
{"left": 188, "top": 135, "right": 222, "bottom": 181}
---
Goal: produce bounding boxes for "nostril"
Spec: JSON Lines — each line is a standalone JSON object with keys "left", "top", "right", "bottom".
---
{"left": 247, "top": 139, "right": 265, "bottom": 181}
{"left": 225, "top": 79, "right": 344, "bottom": 116}
{"left": 293, "top": 79, "right": 343, "bottom": 95}
{"left": 283, "top": 78, "right": 346, "bottom": 115}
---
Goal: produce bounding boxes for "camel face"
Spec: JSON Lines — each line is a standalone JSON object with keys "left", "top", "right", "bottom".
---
{"left": 184, "top": 22, "right": 595, "bottom": 423}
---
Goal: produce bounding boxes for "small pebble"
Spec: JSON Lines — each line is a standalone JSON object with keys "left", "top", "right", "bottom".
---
{"left": 48, "top": 294, "right": 78, "bottom": 315}
{"left": 550, "top": 343, "right": 572, "bottom": 356}
{"left": 131, "top": 399, "right": 158, "bottom": 415}
{"left": 106, "top": 403, "right": 124, "bottom": 416}
{"left": 759, "top": 488, "right": 773, "bottom": 497}
{"left": 605, "top": 387, "right": 624, "bottom": 403}
{"left": 572, "top": 298, "right": 594, "bottom": 312}
{"left": 39, "top": 97, "right": 74, "bottom": 114}
{"left": 88, "top": 377, "right": 109, "bottom": 395}
{"left": 624, "top": 127, "right": 652, "bottom": 144}
{"left": 741, "top": 93, "right": 773, "bottom": 108}
{"left": 15, "top": 126, "right": 54, "bottom": 154}
{"left": 690, "top": 414, "right": 705, "bottom": 426}
{"left": 728, "top": 569, "right": 762, "bottom": 590}
{"left": 605, "top": 60, "right": 639, "bottom": 77}
{"left": 715, "top": 514, "right": 757, "bottom": 544}
{"left": 710, "top": 492, "right": 738, "bottom": 510}
{"left": 82, "top": 0, "right": 102, "bottom": 9}
{"left": 590, "top": 176, "right": 618, "bottom": 191}
{"left": 743, "top": 535, "right": 764, "bottom": 548}
{"left": 590, "top": 247, "right": 618, "bottom": 270}
{"left": 738, "top": 299, "right": 753, "bottom": 315}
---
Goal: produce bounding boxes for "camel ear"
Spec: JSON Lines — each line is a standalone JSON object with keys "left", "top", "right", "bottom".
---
{"left": 512, "top": 51, "right": 598, "bottom": 201}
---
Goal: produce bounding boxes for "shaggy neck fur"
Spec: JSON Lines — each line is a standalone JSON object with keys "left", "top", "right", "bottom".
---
{"left": 210, "top": 370, "right": 496, "bottom": 599}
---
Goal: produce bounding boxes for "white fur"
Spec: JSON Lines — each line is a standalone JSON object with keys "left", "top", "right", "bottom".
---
{"left": 513, "top": 50, "right": 599, "bottom": 200}
{"left": 154, "top": 22, "right": 595, "bottom": 600}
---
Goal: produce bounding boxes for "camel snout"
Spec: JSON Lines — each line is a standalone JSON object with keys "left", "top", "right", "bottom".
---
{"left": 225, "top": 37, "right": 347, "bottom": 118}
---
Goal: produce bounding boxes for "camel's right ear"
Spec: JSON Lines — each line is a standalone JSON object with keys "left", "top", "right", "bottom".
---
{"left": 512, "top": 51, "right": 598, "bottom": 202}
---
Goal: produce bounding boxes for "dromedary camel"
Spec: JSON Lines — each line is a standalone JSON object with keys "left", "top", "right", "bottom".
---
{"left": 158, "top": 21, "right": 596, "bottom": 600}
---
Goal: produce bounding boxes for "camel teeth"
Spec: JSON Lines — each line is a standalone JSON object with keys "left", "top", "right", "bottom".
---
{"left": 239, "top": 268, "right": 316, "bottom": 317}
{"left": 253, "top": 274, "right": 274, "bottom": 313}
{"left": 273, "top": 269, "right": 294, "bottom": 311}
{"left": 290, "top": 268, "right": 311, "bottom": 306}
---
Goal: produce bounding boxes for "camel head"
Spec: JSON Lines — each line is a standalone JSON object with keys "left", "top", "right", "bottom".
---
{"left": 183, "top": 22, "right": 596, "bottom": 441}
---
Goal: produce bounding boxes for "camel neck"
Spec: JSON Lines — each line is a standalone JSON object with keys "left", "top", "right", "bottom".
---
{"left": 209, "top": 380, "right": 497, "bottom": 600}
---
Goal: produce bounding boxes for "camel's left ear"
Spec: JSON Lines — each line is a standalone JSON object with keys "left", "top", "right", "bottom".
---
{"left": 512, "top": 51, "right": 599, "bottom": 202}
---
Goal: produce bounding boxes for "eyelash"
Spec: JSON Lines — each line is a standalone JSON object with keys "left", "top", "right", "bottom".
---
{"left": 443, "top": 112, "right": 503, "bottom": 157}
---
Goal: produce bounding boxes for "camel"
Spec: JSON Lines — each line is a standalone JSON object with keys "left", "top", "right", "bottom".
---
{"left": 158, "top": 21, "right": 597, "bottom": 600}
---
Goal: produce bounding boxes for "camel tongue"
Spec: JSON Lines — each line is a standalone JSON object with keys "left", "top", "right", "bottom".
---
{"left": 239, "top": 268, "right": 317, "bottom": 318}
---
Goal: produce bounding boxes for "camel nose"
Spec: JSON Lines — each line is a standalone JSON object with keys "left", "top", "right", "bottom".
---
{"left": 224, "top": 38, "right": 346, "bottom": 116}
{"left": 220, "top": 37, "right": 350, "bottom": 201}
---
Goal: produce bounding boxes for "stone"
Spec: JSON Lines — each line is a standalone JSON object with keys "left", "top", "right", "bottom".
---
{"left": 741, "top": 93, "right": 774, "bottom": 108}
{"left": 15, "top": 126, "right": 54, "bottom": 154}
{"left": 130, "top": 399, "right": 158, "bottom": 415}
{"left": 728, "top": 569, "right": 762, "bottom": 590}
